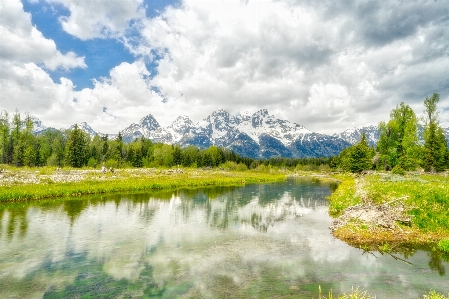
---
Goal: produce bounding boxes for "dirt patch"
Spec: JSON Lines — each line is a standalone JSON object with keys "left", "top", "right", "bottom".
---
{"left": 329, "top": 196, "right": 411, "bottom": 231}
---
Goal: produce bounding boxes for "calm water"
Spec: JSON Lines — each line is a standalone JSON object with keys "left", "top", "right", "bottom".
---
{"left": 0, "top": 178, "right": 448, "bottom": 298}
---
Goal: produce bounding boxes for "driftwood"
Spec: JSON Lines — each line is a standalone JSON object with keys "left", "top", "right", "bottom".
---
{"left": 330, "top": 196, "right": 412, "bottom": 231}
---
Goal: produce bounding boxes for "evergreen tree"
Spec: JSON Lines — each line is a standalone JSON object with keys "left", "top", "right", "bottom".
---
{"left": 338, "top": 133, "right": 373, "bottom": 173}
{"left": 22, "top": 115, "right": 37, "bottom": 166}
{"left": 377, "top": 102, "right": 419, "bottom": 170}
{"left": 0, "top": 111, "right": 10, "bottom": 164}
{"left": 65, "top": 124, "right": 88, "bottom": 168}
{"left": 173, "top": 146, "right": 182, "bottom": 166}
{"left": 423, "top": 93, "right": 448, "bottom": 172}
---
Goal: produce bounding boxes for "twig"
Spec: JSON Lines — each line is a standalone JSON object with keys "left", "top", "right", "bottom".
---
{"left": 388, "top": 253, "right": 413, "bottom": 265}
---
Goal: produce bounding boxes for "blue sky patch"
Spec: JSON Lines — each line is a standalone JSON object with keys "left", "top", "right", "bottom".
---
{"left": 21, "top": 0, "right": 178, "bottom": 90}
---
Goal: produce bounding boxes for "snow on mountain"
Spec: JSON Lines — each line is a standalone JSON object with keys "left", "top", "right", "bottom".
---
{"left": 69, "top": 122, "right": 99, "bottom": 138}
{"left": 115, "top": 109, "right": 351, "bottom": 157}
{"left": 121, "top": 115, "right": 160, "bottom": 142}
{"left": 30, "top": 116, "right": 48, "bottom": 134}
{"left": 30, "top": 110, "right": 449, "bottom": 158}
{"left": 235, "top": 109, "right": 311, "bottom": 146}
{"left": 333, "top": 125, "right": 379, "bottom": 146}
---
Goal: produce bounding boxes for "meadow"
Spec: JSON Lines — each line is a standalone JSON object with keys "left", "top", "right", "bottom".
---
{"left": 0, "top": 165, "right": 287, "bottom": 202}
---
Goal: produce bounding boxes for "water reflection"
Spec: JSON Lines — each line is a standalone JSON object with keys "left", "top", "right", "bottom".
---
{"left": 0, "top": 178, "right": 448, "bottom": 298}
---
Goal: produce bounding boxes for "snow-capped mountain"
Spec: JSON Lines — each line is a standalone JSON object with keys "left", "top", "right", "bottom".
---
{"left": 30, "top": 116, "right": 48, "bottom": 134}
{"left": 119, "top": 109, "right": 351, "bottom": 158}
{"left": 121, "top": 115, "right": 160, "bottom": 142}
{"left": 333, "top": 126, "right": 380, "bottom": 146}
{"left": 69, "top": 122, "right": 99, "bottom": 138}
{"left": 30, "top": 110, "right": 449, "bottom": 158}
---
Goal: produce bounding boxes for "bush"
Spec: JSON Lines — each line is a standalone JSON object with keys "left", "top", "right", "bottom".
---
{"left": 87, "top": 157, "right": 97, "bottom": 168}
{"left": 46, "top": 154, "right": 60, "bottom": 167}
{"left": 236, "top": 163, "right": 248, "bottom": 171}
{"left": 105, "top": 159, "right": 119, "bottom": 169}
{"left": 391, "top": 165, "right": 406, "bottom": 175}
{"left": 220, "top": 161, "right": 237, "bottom": 170}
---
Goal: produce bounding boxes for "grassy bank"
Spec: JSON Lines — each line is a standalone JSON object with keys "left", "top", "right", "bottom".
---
{"left": 328, "top": 172, "right": 449, "bottom": 252}
{"left": 0, "top": 167, "right": 287, "bottom": 202}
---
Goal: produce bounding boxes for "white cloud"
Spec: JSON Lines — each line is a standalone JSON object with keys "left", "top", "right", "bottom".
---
{"left": 0, "top": 0, "right": 86, "bottom": 70}
{"left": 47, "top": 0, "right": 146, "bottom": 40}
{"left": 126, "top": 0, "right": 448, "bottom": 133}
{"left": 1, "top": 0, "right": 449, "bottom": 135}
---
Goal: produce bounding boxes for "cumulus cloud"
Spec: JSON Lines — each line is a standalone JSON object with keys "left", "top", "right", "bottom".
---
{"left": 47, "top": 0, "right": 146, "bottom": 40}
{"left": 126, "top": 0, "right": 449, "bottom": 133}
{"left": 1, "top": 0, "right": 449, "bottom": 134}
{"left": 0, "top": 0, "right": 86, "bottom": 70}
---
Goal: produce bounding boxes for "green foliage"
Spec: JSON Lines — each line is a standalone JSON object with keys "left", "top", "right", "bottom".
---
{"left": 377, "top": 102, "right": 419, "bottom": 170}
{"left": 87, "top": 157, "right": 97, "bottom": 168}
{"left": 391, "top": 165, "right": 405, "bottom": 175}
{"left": 337, "top": 133, "right": 373, "bottom": 173}
{"left": 327, "top": 174, "right": 360, "bottom": 216}
{"left": 438, "top": 239, "right": 449, "bottom": 253}
{"left": 236, "top": 162, "right": 248, "bottom": 171}
{"left": 423, "top": 93, "right": 449, "bottom": 172}
{"left": 0, "top": 169, "right": 286, "bottom": 202}
{"left": 65, "top": 124, "right": 89, "bottom": 168}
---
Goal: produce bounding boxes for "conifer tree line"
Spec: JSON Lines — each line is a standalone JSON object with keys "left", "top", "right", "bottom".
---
{"left": 336, "top": 93, "right": 449, "bottom": 173}
{"left": 0, "top": 111, "right": 330, "bottom": 169}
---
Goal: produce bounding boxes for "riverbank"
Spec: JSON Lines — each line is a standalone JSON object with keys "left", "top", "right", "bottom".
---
{"left": 327, "top": 172, "right": 449, "bottom": 253}
{"left": 0, "top": 166, "right": 287, "bottom": 202}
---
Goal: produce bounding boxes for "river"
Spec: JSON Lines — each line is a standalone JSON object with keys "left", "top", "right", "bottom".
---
{"left": 0, "top": 178, "right": 448, "bottom": 298}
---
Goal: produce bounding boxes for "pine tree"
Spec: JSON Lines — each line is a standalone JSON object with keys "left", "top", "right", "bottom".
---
{"left": 65, "top": 124, "right": 88, "bottom": 168}
{"left": 423, "top": 93, "right": 448, "bottom": 172}
{"left": 338, "top": 133, "right": 373, "bottom": 173}
{"left": 349, "top": 133, "right": 373, "bottom": 173}
{"left": 0, "top": 111, "right": 10, "bottom": 164}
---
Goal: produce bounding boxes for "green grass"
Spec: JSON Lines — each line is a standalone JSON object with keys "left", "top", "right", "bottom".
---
{"left": 327, "top": 174, "right": 360, "bottom": 216}
{"left": 0, "top": 169, "right": 287, "bottom": 202}
{"left": 438, "top": 239, "right": 449, "bottom": 253}
{"left": 327, "top": 172, "right": 449, "bottom": 251}
{"left": 363, "top": 173, "right": 449, "bottom": 233}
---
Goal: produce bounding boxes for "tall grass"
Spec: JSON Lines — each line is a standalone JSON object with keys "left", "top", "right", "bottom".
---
{"left": 327, "top": 174, "right": 360, "bottom": 216}
{"left": 0, "top": 169, "right": 286, "bottom": 202}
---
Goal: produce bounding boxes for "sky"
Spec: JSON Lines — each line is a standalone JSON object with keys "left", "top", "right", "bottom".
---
{"left": 1, "top": 0, "right": 449, "bottom": 135}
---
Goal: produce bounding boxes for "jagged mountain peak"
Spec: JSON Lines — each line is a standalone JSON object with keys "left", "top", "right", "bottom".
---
{"left": 30, "top": 116, "right": 47, "bottom": 134}
{"left": 171, "top": 115, "right": 193, "bottom": 126}
{"left": 139, "top": 114, "right": 160, "bottom": 130}
{"left": 333, "top": 125, "right": 379, "bottom": 146}
{"left": 253, "top": 109, "right": 270, "bottom": 118}
{"left": 70, "top": 122, "right": 98, "bottom": 138}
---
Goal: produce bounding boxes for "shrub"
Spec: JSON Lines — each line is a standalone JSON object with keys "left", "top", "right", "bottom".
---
{"left": 105, "top": 159, "right": 119, "bottom": 169}
{"left": 236, "top": 163, "right": 248, "bottom": 171}
{"left": 87, "top": 157, "right": 97, "bottom": 168}
{"left": 391, "top": 165, "right": 406, "bottom": 175}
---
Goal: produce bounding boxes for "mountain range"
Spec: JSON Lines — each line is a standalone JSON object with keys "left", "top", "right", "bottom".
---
{"left": 31, "top": 110, "right": 449, "bottom": 159}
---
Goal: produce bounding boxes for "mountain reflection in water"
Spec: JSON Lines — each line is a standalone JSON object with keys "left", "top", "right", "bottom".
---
{"left": 0, "top": 178, "right": 447, "bottom": 298}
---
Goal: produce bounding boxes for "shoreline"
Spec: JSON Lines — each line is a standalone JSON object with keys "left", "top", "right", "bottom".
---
{"left": 327, "top": 172, "right": 449, "bottom": 254}
{"left": 0, "top": 167, "right": 288, "bottom": 202}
